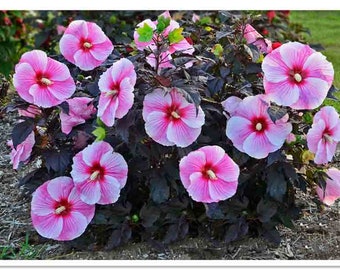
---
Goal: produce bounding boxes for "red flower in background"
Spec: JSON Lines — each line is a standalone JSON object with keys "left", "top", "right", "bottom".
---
{"left": 267, "top": 11, "right": 276, "bottom": 23}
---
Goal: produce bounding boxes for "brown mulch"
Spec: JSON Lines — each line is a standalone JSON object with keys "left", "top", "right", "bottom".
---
{"left": 1, "top": 109, "right": 340, "bottom": 260}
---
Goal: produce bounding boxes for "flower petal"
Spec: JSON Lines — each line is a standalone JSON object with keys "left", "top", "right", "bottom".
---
{"left": 100, "top": 152, "right": 128, "bottom": 188}
{"left": 179, "top": 105, "right": 205, "bottom": 128}
{"left": 81, "top": 141, "right": 113, "bottom": 166}
{"left": 199, "top": 145, "right": 225, "bottom": 166}
{"left": 243, "top": 132, "right": 275, "bottom": 159}
{"left": 142, "top": 88, "right": 172, "bottom": 121}
{"left": 208, "top": 179, "right": 238, "bottom": 202}
{"left": 263, "top": 79, "right": 300, "bottom": 107}
{"left": 59, "top": 34, "right": 81, "bottom": 64}
{"left": 166, "top": 120, "right": 201, "bottom": 147}
{"left": 179, "top": 150, "right": 206, "bottom": 189}
{"left": 226, "top": 116, "right": 253, "bottom": 152}
{"left": 214, "top": 155, "right": 240, "bottom": 182}
{"left": 31, "top": 182, "right": 55, "bottom": 216}
{"left": 74, "top": 49, "right": 101, "bottom": 71}
{"left": 307, "top": 120, "right": 326, "bottom": 153}
{"left": 279, "top": 42, "right": 314, "bottom": 70}
{"left": 265, "top": 121, "right": 292, "bottom": 147}
{"left": 29, "top": 84, "right": 60, "bottom": 108}
{"left": 187, "top": 172, "right": 212, "bottom": 203}
{"left": 58, "top": 212, "right": 89, "bottom": 241}
{"left": 97, "top": 94, "right": 119, "bottom": 127}
{"left": 90, "top": 39, "right": 113, "bottom": 61}
{"left": 20, "top": 50, "right": 48, "bottom": 73}
{"left": 77, "top": 180, "right": 101, "bottom": 205}
{"left": 111, "top": 58, "right": 136, "bottom": 86}
{"left": 13, "top": 63, "right": 36, "bottom": 103}
{"left": 145, "top": 111, "right": 174, "bottom": 146}
{"left": 71, "top": 152, "right": 91, "bottom": 183}
{"left": 97, "top": 176, "right": 121, "bottom": 205}
{"left": 47, "top": 177, "right": 74, "bottom": 202}
{"left": 68, "top": 187, "right": 95, "bottom": 223}
{"left": 31, "top": 213, "right": 63, "bottom": 240}
{"left": 115, "top": 78, "right": 134, "bottom": 119}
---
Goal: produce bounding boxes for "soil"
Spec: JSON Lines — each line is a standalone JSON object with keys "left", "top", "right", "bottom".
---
{"left": 1, "top": 107, "right": 340, "bottom": 261}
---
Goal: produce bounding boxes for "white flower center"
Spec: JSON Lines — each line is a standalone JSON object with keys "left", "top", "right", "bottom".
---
{"left": 206, "top": 169, "right": 217, "bottom": 180}
{"left": 105, "top": 89, "right": 118, "bottom": 97}
{"left": 90, "top": 170, "right": 100, "bottom": 181}
{"left": 171, "top": 111, "right": 181, "bottom": 119}
{"left": 83, "top": 42, "right": 92, "bottom": 49}
{"left": 323, "top": 134, "right": 333, "bottom": 143}
{"left": 40, "top": 77, "right": 52, "bottom": 86}
{"left": 55, "top": 206, "right": 66, "bottom": 215}
{"left": 255, "top": 123, "right": 263, "bottom": 131}
{"left": 294, "top": 73, "right": 302, "bottom": 83}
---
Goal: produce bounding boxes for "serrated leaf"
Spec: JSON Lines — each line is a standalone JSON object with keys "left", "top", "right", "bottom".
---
{"left": 92, "top": 126, "right": 106, "bottom": 141}
{"left": 168, "top": 28, "right": 184, "bottom": 44}
{"left": 58, "top": 101, "right": 69, "bottom": 115}
{"left": 43, "top": 149, "right": 71, "bottom": 173}
{"left": 12, "top": 119, "right": 35, "bottom": 149}
{"left": 137, "top": 23, "right": 154, "bottom": 42}
{"left": 267, "top": 106, "right": 287, "bottom": 123}
{"left": 156, "top": 16, "right": 170, "bottom": 33}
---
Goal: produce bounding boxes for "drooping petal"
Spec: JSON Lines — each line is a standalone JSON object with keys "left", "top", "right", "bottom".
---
{"left": 317, "top": 168, "right": 340, "bottom": 206}
{"left": 314, "top": 140, "right": 328, "bottom": 165}
{"left": 97, "top": 176, "right": 121, "bottom": 205}
{"left": 313, "top": 106, "right": 339, "bottom": 130}
{"left": 179, "top": 150, "right": 206, "bottom": 188}
{"left": 145, "top": 111, "right": 174, "bottom": 146}
{"left": 13, "top": 63, "right": 36, "bottom": 103}
{"left": 187, "top": 172, "right": 212, "bottom": 203}
{"left": 58, "top": 212, "right": 89, "bottom": 241}
{"left": 166, "top": 120, "right": 201, "bottom": 147}
{"left": 169, "top": 38, "right": 194, "bottom": 55}
{"left": 221, "top": 96, "right": 242, "bottom": 116}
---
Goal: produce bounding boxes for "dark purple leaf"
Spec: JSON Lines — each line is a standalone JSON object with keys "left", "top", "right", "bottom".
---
{"left": 12, "top": 119, "right": 35, "bottom": 149}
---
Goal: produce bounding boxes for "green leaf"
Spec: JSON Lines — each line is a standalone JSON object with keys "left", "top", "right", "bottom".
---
{"left": 92, "top": 126, "right": 106, "bottom": 141}
{"left": 156, "top": 15, "right": 170, "bottom": 33}
{"left": 212, "top": 44, "right": 223, "bottom": 57}
{"left": 136, "top": 23, "right": 154, "bottom": 43}
{"left": 168, "top": 28, "right": 184, "bottom": 44}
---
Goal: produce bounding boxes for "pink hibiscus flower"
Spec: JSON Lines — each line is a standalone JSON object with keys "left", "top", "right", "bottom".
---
{"left": 31, "top": 176, "right": 95, "bottom": 241}
{"left": 97, "top": 58, "right": 136, "bottom": 127}
{"left": 142, "top": 88, "right": 205, "bottom": 147}
{"left": 13, "top": 50, "right": 76, "bottom": 108}
{"left": 179, "top": 145, "right": 239, "bottom": 203}
{"left": 243, "top": 24, "right": 272, "bottom": 54}
{"left": 316, "top": 168, "right": 340, "bottom": 206}
{"left": 262, "top": 42, "right": 334, "bottom": 110}
{"left": 226, "top": 95, "right": 292, "bottom": 159}
{"left": 7, "top": 131, "right": 35, "bottom": 170}
{"left": 71, "top": 141, "right": 128, "bottom": 205}
{"left": 18, "top": 105, "right": 42, "bottom": 118}
{"left": 307, "top": 106, "right": 340, "bottom": 164}
{"left": 60, "top": 97, "right": 96, "bottom": 135}
{"left": 60, "top": 20, "right": 113, "bottom": 71}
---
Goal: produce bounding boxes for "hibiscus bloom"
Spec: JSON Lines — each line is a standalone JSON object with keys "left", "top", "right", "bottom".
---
{"left": 143, "top": 88, "right": 205, "bottom": 147}
{"left": 179, "top": 145, "right": 239, "bottom": 203}
{"left": 97, "top": 58, "right": 136, "bottom": 127}
{"left": 316, "top": 168, "right": 340, "bottom": 206}
{"left": 226, "top": 95, "right": 292, "bottom": 159}
{"left": 7, "top": 131, "right": 35, "bottom": 170}
{"left": 60, "top": 97, "right": 96, "bottom": 134}
{"left": 60, "top": 20, "right": 113, "bottom": 71}
{"left": 31, "top": 176, "right": 95, "bottom": 241}
{"left": 243, "top": 24, "right": 272, "bottom": 54}
{"left": 13, "top": 50, "right": 76, "bottom": 108}
{"left": 307, "top": 106, "right": 340, "bottom": 164}
{"left": 262, "top": 42, "right": 334, "bottom": 110}
{"left": 71, "top": 141, "right": 128, "bottom": 205}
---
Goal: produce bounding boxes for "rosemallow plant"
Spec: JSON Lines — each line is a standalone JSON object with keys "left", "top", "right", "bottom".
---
{"left": 179, "top": 146, "right": 239, "bottom": 203}
{"left": 317, "top": 168, "right": 340, "bottom": 206}
{"left": 262, "top": 41, "right": 334, "bottom": 110}
{"left": 60, "top": 97, "right": 96, "bottom": 135}
{"left": 97, "top": 58, "right": 136, "bottom": 127}
{"left": 307, "top": 106, "right": 340, "bottom": 164}
{"left": 60, "top": 20, "right": 114, "bottom": 71}
{"left": 13, "top": 50, "right": 76, "bottom": 108}
{"left": 6, "top": 11, "right": 340, "bottom": 249}
{"left": 225, "top": 95, "right": 292, "bottom": 159}
{"left": 71, "top": 141, "right": 128, "bottom": 205}
{"left": 7, "top": 131, "right": 35, "bottom": 170}
{"left": 143, "top": 88, "right": 205, "bottom": 147}
{"left": 31, "top": 177, "right": 95, "bottom": 241}
{"left": 243, "top": 24, "right": 272, "bottom": 54}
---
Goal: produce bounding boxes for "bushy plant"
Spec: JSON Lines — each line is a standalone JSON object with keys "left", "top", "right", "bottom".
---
{"left": 4, "top": 10, "right": 340, "bottom": 250}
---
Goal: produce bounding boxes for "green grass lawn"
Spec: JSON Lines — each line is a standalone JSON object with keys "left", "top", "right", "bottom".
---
{"left": 290, "top": 11, "right": 340, "bottom": 109}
